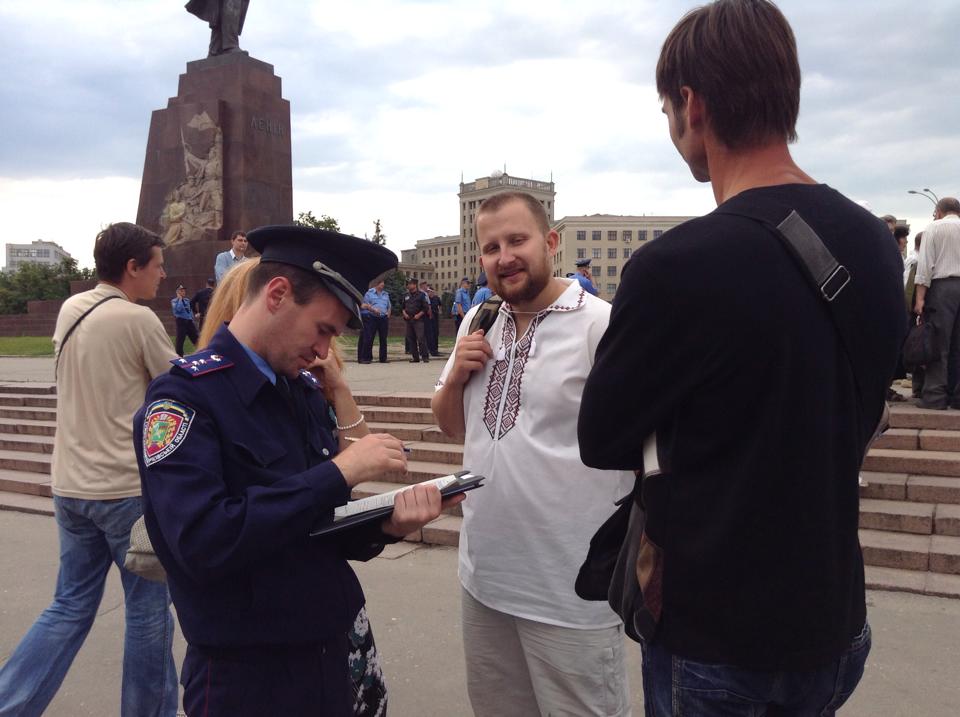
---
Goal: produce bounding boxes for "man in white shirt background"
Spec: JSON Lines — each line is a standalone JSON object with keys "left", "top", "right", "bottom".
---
{"left": 432, "top": 191, "right": 633, "bottom": 717}
{"left": 914, "top": 197, "right": 960, "bottom": 409}
{"left": 214, "top": 229, "right": 248, "bottom": 282}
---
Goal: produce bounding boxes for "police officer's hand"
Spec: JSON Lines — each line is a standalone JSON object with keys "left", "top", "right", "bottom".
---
{"left": 332, "top": 433, "right": 407, "bottom": 487}
{"left": 381, "top": 483, "right": 466, "bottom": 538}
{"left": 447, "top": 330, "right": 493, "bottom": 387}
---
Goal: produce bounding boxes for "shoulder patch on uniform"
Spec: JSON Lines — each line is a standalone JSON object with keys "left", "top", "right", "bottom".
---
{"left": 143, "top": 399, "right": 196, "bottom": 466}
{"left": 298, "top": 369, "right": 321, "bottom": 390}
{"left": 170, "top": 350, "right": 235, "bottom": 377}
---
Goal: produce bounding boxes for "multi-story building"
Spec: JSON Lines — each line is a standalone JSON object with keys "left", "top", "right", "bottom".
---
{"left": 553, "top": 215, "right": 696, "bottom": 301}
{"left": 458, "top": 171, "right": 556, "bottom": 283}
{"left": 408, "top": 235, "right": 461, "bottom": 294}
{"left": 4, "top": 240, "right": 72, "bottom": 272}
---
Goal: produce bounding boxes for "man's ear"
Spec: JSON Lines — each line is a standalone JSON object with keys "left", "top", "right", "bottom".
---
{"left": 681, "top": 86, "right": 706, "bottom": 133}
{"left": 263, "top": 276, "right": 291, "bottom": 313}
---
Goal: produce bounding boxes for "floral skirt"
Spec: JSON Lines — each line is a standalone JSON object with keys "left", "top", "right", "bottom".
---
{"left": 348, "top": 606, "right": 388, "bottom": 716}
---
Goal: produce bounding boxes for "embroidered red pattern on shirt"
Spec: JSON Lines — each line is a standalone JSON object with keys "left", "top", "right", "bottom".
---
{"left": 482, "top": 312, "right": 547, "bottom": 440}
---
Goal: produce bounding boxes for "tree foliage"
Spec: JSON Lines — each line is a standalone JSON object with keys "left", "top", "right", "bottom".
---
{"left": 382, "top": 270, "right": 409, "bottom": 316}
{"left": 371, "top": 219, "right": 387, "bottom": 246}
{"left": 295, "top": 210, "right": 340, "bottom": 232}
{"left": 0, "top": 258, "right": 95, "bottom": 315}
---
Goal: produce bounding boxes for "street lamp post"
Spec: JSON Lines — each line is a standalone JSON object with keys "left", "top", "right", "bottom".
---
{"left": 908, "top": 189, "right": 939, "bottom": 207}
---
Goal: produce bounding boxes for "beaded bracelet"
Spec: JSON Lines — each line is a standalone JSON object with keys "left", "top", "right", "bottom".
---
{"left": 335, "top": 413, "right": 365, "bottom": 431}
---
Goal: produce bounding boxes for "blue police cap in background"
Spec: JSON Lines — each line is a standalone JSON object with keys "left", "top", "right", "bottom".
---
{"left": 246, "top": 225, "right": 398, "bottom": 329}
{"left": 575, "top": 258, "right": 592, "bottom": 268}
{"left": 477, "top": 271, "right": 488, "bottom": 286}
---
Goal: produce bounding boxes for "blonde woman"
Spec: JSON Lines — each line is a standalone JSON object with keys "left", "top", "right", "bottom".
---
{"left": 198, "top": 259, "right": 360, "bottom": 447}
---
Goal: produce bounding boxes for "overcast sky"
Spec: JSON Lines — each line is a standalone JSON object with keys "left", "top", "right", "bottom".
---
{"left": 0, "top": 0, "right": 956, "bottom": 268}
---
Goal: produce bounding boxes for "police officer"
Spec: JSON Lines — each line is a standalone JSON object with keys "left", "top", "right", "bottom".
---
{"left": 172, "top": 283, "right": 200, "bottom": 356}
{"left": 574, "top": 258, "right": 599, "bottom": 296}
{"left": 134, "top": 225, "right": 463, "bottom": 716}
{"left": 470, "top": 271, "right": 493, "bottom": 307}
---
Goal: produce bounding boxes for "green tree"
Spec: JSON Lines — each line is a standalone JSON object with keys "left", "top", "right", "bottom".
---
{"left": 295, "top": 210, "right": 340, "bottom": 232}
{"left": 0, "top": 258, "right": 95, "bottom": 315}
{"left": 371, "top": 219, "right": 386, "bottom": 246}
{"left": 382, "top": 270, "right": 408, "bottom": 316}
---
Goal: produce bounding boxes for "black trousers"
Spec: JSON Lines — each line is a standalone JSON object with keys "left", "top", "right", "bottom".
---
{"left": 181, "top": 639, "right": 352, "bottom": 717}
{"left": 405, "top": 319, "right": 429, "bottom": 362}
{"left": 360, "top": 315, "right": 389, "bottom": 363}
{"left": 175, "top": 317, "right": 199, "bottom": 357}
{"left": 921, "top": 277, "right": 960, "bottom": 408}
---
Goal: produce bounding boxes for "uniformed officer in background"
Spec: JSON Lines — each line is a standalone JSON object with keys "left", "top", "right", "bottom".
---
{"left": 574, "top": 258, "right": 599, "bottom": 296}
{"left": 134, "top": 225, "right": 463, "bottom": 716}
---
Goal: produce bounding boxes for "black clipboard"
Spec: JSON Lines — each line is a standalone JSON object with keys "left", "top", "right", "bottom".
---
{"left": 309, "top": 470, "right": 485, "bottom": 537}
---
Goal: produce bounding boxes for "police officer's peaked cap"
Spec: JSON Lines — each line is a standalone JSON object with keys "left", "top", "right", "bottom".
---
{"left": 246, "top": 225, "right": 398, "bottom": 329}
{"left": 575, "top": 258, "right": 592, "bottom": 268}
{"left": 477, "top": 271, "right": 488, "bottom": 286}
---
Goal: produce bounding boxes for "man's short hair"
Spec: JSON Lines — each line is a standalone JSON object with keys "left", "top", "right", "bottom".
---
{"left": 231, "top": 230, "right": 247, "bottom": 241}
{"left": 936, "top": 197, "right": 960, "bottom": 215}
{"left": 656, "top": 0, "right": 800, "bottom": 149}
{"left": 893, "top": 225, "right": 910, "bottom": 240}
{"left": 94, "top": 222, "right": 164, "bottom": 283}
{"left": 245, "top": 262, "right": 327, "bottom": 306}
{"left": 475, "top": 191, "right": 550, "bottom": 236}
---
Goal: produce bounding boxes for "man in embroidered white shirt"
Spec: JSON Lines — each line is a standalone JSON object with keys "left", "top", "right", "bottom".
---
{"left": 433, "top": 191, "right": 633, "bottom": 717}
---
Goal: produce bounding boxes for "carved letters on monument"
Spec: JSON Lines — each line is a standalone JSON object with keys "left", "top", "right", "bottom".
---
{"left": 159, "top": 112, "right": 223, "bottom": 246}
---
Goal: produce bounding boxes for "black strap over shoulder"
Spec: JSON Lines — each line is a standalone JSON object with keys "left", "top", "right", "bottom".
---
{"left": 55, "top": 295, "right": 123, "bottom": 378}
{"left": 714, "top": 197, "right": 874, "bottom": 432}
{"left": 468, "top": 297, "right": 504, "bottom": 335}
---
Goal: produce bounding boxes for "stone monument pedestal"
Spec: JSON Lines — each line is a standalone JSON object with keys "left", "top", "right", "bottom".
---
{"left": 136, "top": 51, "right": 292, "bottom": 278}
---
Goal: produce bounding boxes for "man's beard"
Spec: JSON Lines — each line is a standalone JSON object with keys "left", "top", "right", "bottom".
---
{"left": 489, "top": 261, "right": 551, "bottom": 306}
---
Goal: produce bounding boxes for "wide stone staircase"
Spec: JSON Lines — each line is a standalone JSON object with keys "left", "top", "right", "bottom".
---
{"left": 1, "top": 383, "right": 958, "bottom": 598}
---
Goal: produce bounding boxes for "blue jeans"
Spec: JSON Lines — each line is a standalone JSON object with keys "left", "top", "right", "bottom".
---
{"left": 0, "top": 496, "right": 177, "bottom": 717}
{"left": 641, "top": 623, "right": 871, "bottom": 717}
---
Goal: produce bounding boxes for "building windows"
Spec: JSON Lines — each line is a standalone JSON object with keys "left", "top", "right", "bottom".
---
{"left": 607, "top": 283, "right": 617, "bottom": 293}
{"left": 577, "top": 248, "right": 586, "bottom": 259}
{"left": 608, "top": 231, "right": 617, "bottom": 241}
{"left": 607, "top": 265, "right": 617, "bottom": 277}
{"left": 623, "top": 230, "right": 632, "bottom": 242}
{"left": 638, "top": 230, "right": 648, "bottom": 241}
{"left": 577, "top": 230, "right": 586, "bottom": 241}
{"left": 623, "top": 247, "right": 631, "bottom": 259}
{"left": 592, "top": 230, "right": 601, "bottom": 241}
{"left": 607, "top": 248, "right": 617, "bottom": 259}
{"left": 592, "top": 248, "right": 601, "bottom": 259}
{"left": 653, "top": 230, "right": 663, "bottom": 239}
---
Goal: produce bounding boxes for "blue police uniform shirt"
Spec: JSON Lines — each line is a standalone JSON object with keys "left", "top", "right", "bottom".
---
{"left": 171, "top": 297, "right": 194, "bottom": 320}
{"left": 453, "top": 286, "right": 472, "bottom": 315}
{"left": 575, "top": 272, "right": 599, "bottom": 296}
{"left": 471, "top": 286, "right": 493, "bottom": 307}
{"left": 134, "top": 324, "right": 393, "bottom": 648}
{"left": 239, "top": 341, "right": 276, "bottom": 385}
{"left": 361, "top": 287, "right": 391, "bottom": 317}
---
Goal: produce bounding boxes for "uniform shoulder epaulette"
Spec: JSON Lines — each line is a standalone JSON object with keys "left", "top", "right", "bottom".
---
{"left": 298, "top": 368, "right": 321, "bottom": 390}
{"left": 170, "top": 350, "right": 235, "bottom": 377}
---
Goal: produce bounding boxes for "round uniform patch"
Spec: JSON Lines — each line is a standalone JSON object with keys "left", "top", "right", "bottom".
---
{"left": 143, "top": 400, "right": 196, "bottom": 466}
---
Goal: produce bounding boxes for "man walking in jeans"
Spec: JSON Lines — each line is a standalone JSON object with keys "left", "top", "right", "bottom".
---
{"left": 578, "top": 2, "right": 905, "bottom": 714}
{"left": 0, "top": 223, "right": 178, "bottom": 716}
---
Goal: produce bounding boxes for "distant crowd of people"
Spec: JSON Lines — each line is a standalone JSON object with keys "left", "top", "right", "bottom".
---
{"left": 0, "top": 1, "right": 931, "bottom": 716}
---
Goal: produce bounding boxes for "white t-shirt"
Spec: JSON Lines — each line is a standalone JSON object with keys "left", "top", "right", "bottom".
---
{"left": 437, "top": 279, "right": 634, "bottom": 628}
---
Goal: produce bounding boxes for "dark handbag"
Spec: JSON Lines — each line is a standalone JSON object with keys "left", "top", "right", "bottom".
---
{"left": 902, "top": 313, "right": 937, "bottom": 370}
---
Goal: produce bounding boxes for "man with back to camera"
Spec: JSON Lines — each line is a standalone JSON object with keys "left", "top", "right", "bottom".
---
{"left": 0, "top": 223, "right": 178, "bottom": 716}
{"left": 433, "top": 191, "right": 633, "bottom": 716}
{"left": 578, "top": 1, "right": 905, "bottom": 714}
{"left": 470, "top": 272, "right": 493, "bottom": 306}
{"left": 214, "top": 229, "right": 248, "bottom": 282}
{"left": 913, "top": 197, "right": 960, "bottom": 409}
{"left": 134, "top": 225, "right": 462, "bottom": 715}
{"left": 191, "top": 277, "right": 216, "bottom": 330}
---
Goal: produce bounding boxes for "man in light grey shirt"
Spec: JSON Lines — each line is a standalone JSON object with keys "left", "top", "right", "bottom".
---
{"left": 214, "top": 230, "right": 248, "bottom": 282}
{"left": 914, "top": 197, "right": 960, "bottom": 409}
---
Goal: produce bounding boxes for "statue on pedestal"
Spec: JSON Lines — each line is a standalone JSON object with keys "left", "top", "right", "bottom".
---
{"left": 185, "top": 0, "right": 250, "bottom": 56}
